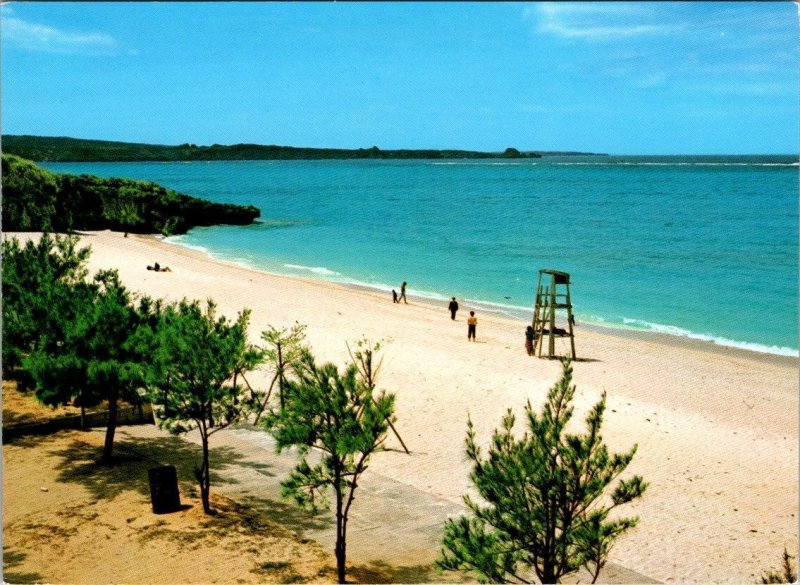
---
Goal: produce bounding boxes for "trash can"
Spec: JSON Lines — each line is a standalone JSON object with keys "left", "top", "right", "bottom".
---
{"left": 148, "top": 465, "right": 181, "bottom": 514}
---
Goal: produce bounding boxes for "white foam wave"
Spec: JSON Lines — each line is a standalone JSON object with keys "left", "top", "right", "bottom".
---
{"left": 284, "top": 263, "right": 341, "bottom": 276}
{"left": 464, "top": 298, "right": 532, "bottom": 313}
{"left": 338, "top": 279, "right": 450, "bottom": 301}
{"left": 162, "top": 236, "right": 211, "bottom": 255}
{"left": 462, "top": 298, "right": 534, "bottom": 320}
{"left": 164, "top": 237, "right": 260, "bottom": 274}
{"left": 161, "top": 237, "right": 798, "bottom": 358}
{"left": 621, "top": 318, "right": 798, "bottom": 357}
{"left": 554, "top": 161, "right": 797, "bottom": 167}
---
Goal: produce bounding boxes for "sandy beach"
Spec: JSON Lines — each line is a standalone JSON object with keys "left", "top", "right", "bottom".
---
{"left": 4, "top": 230, "right": 798, "bottom": 583}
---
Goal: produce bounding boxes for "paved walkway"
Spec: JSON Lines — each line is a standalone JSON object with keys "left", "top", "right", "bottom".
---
{"left": 117, "top": 423, "right": 658, "bottom": 583}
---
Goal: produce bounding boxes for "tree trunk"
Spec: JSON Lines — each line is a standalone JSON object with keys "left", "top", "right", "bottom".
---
{"left": 253, "top": 372, "right": 278, "bottom": 425}
{"left": 334, "top": 466, "right": 346, "bottom": 583}
{"left": 277, "top": 343, "right": 285, "bottom": 409}
{"left": 338, "top": 512, "right": 348, "bottom": 583}
{"left": 200, "top": 433, "right": 211, "bottom": 514}
{"left": 100, "top": 389, "right": 119, "bottom": 465}
{"left": 80, "top": 405, "right": 87, "bottom": 431}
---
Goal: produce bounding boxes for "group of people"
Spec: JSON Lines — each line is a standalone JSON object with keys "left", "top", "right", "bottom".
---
{"left": 146, "top": 261, "right": 172, "bottom": 272}
{"left": 392, "top": 282, "right": 555, "bottom": 352}
{"left": 391, "top": 282, "right": 408, "bottom": 304}
{"left": 392, "top": 283, "right": 478, "bottom": 341}
{"left": 448, "top": 296, "right": 477, "bottom": 341}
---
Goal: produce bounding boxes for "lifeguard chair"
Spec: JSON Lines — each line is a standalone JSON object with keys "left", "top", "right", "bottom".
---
{"left": 532, "top": 269, "right": 576, "bottom": 359}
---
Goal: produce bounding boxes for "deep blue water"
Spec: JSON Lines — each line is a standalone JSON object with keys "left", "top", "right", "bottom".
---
{"left": 44, "top": 156, "right": 799, "bottom": 355}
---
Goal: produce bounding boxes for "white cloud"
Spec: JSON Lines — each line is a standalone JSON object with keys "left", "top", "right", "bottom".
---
{"left": 2, "top": 9, "right": 118, "bottom": 54}
{"left": 528, "top": 3, "right": 683, "bottom": 41}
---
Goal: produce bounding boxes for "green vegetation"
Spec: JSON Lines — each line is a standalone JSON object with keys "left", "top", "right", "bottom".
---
{"left": 438, "top": 360, "right": 648, "bottom": 584}
{"left": 4, "top": 134, "right": 544, "bottom": 162}
{"left": 1, "top": 234, "right": 93, "bottom": 381}
{"left": 2, "top": 154, "right": 260, "bottom": 235}
{"left": 5, "top": 234, "right": 655, "bottom": 583}
{"left": 262, "top": 341, "right": 396, "bottom": 584}
{"left": 256, "top": 322, "right": 308, "bottom": 418}
{"left": 26, "top": 271, "right": 156, "bottom": 464}
{"left": 2, "top": 234, "right": 160, "bottom": 461}
{"left": 147, "top": 300, "right": 263, "bottom": 513}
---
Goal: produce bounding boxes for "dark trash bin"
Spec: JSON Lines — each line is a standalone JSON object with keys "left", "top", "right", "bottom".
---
{"left": 148, "top": 465, "right": 181, "bottom": 514}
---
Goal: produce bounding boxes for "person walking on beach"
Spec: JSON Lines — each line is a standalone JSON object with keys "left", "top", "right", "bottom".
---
{"left": 399, "top": 281, "right": 408, "bottom": 304}
{"left": 525, "top": 325, "right": 535, "bottom": 356}
{"left": 392, "top": 289, "right": 399, "bottom": 304}
{"left": 467, "top": 311, "right": 477, "bottom": 341}
{"left": 448, "top": 297, "right": 459, "bottom": 320}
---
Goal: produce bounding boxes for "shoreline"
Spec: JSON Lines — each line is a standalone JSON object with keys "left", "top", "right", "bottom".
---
{"left": 6, "top": 230, "right": 798, "bottom": 583}
{"left": 154, "top": 233, "right": 798, "bottom": 366}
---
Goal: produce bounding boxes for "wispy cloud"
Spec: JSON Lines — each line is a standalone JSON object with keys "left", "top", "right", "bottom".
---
{"left": 2, "top": 6, "right": 118, "bottom": 54}
{"left": 528, "top": 3, "right": 683, "bottom": 41}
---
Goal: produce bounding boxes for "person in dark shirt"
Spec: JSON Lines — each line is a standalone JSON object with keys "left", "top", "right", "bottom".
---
{"left": 448, "top": 297, "right": 459, "bottom": 320}
{"left": 392, "top": 289, "right": 399, "bottom": 303}
{"left": 399, "top": 281, "right": 408, "bottom": 304}
{"left": 525, "top": 325, "right": 535, "bottom": 355}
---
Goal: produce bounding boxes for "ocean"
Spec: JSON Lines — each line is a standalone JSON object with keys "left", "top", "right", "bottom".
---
{"left": 43, "top": 155, "right": 799, "bottom": 356}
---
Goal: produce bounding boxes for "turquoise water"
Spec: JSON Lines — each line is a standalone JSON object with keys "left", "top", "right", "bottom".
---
{"left": 44, "top": 156, "right": 799, "bottom": 356}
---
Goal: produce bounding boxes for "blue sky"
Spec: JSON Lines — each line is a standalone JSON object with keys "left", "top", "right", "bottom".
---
{"left": 2, "top": 2, "right": 797, "bottom": 154}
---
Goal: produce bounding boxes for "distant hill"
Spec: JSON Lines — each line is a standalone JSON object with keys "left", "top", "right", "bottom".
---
{"left": 1, "top": 154, "right": 260, "bottom": 235}
{"left": 1, "top": 135, "right": 552, "bottom": 162}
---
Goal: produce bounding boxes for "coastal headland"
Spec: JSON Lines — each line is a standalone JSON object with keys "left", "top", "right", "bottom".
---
{"left": 4, "top": 230, "right": 797, "bottom": 583}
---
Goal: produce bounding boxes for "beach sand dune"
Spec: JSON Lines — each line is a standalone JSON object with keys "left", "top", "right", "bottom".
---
{"left": 5, "top": 230, "right": 797, "bottom": 583}
{"left": 2, "top": 427, "right": 335, "bottom": 584}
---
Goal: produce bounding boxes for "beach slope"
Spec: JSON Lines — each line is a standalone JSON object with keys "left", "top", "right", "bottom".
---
{"left": 5, "top": 230, "right": 797, "bottom": 583}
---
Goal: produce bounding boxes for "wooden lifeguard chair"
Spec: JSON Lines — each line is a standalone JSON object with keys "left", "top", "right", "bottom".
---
{"left": 531, "top": 269, "right": 576, "bottom": 359}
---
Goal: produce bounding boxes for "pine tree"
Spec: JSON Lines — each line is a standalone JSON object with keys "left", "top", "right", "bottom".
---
{"left": 2, "top": 233, "right": 92, "bottom": 379}
{"left": 438, "top": 359, "right": 648, "bottom": 584}
{"left": 148, "top": 300, "right": 263, "bottom": 513}
{"left": 263, "top": 349, "right": 396, "bottom": 583}
{"left": 26, "top": 270, "right": 152, "bottom": 463}
{"left": 255, "top": 322, "right": 307, "bottom": 420}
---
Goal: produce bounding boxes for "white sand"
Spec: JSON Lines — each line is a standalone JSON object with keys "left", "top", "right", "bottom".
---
{"left": 8, "top": 231, "right": 798, "bottom": 583}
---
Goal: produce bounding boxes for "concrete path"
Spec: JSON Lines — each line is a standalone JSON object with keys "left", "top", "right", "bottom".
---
{"left": 117, "top": 423, "right": 658, "bottom": 583}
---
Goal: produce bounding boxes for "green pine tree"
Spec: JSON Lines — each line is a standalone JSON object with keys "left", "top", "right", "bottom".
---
{"left": 255, "top": 322, "right": 307, "bottom": 419}
{"left": 148, "top": 300, "right": 263, "bottom": 513}
{"left": 2, "top": 233, "right": 92, "bottom": 379}
{"left": 26, "top": 270, "right": 152, "bottom": 463}
{"left": 438, "top": 359, "right": 648, "bottom": 584}
{"left": 262, "top": 349, "right": 396, "bottom": 584}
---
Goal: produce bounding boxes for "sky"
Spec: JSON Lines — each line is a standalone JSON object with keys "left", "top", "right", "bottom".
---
{"left": 1, "top": 2, "right": 797, "bottom": 154}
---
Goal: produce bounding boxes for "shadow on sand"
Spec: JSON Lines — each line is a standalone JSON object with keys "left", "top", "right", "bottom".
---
{"left": 45, "top": 430, "right": 333, "bottom": 531}
{"left": 2, "top": 548, "right": 44, "bottom": 584}
{"left": 348, "top": 559, "right": 471, "bottom": 584}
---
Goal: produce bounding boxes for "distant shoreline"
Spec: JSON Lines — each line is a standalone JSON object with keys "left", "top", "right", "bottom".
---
{"left": 3, "top": 134, "right": 610, "bottom": 163}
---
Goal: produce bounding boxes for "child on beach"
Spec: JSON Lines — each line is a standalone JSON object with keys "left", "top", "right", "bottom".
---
{"left": 467, "top": 311, "right": 477, "bottom": 341}
{"left": 525, "top": 325, "right": 535, "bottom": 355}
{"left": 392, "top": 289, "right": 399, "bottom": 303}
